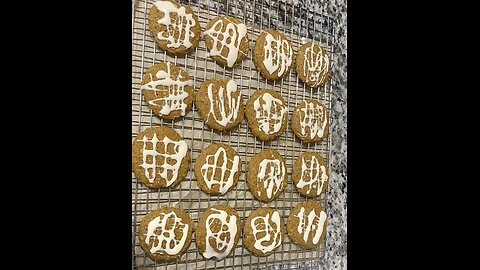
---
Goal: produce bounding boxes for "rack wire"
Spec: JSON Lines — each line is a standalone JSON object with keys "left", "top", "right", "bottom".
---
{"left": 132, "top": 0, "right": 336, "bottom": 269}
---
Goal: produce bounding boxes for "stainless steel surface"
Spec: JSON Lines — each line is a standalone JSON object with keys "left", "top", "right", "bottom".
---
{"left": 132, "top": 0, "right": 336, "bottom": 269}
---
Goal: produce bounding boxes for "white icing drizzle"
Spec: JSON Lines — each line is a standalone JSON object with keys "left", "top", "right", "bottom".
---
{"left": 262, "top": 31, "right": 293, "bottom": 77}
{"left": 141, "top": 62, "right": 193, "bottom": 116}
{"left": 257, "top": 157, "right": 285, "bottom": 199}
{"left": 296, "top": 155, "right": 328, "bottom": 196}
{"left": 200, "top": 146, "right": 240, "bottom": 195}
{"left": 295, "top": 207, "right": 327, "bottom": 245}
{"left": 298, "top": 100, "right": 327, "bottom": 139}
{"left": 253, "top": 93, "right": 288, "bottom": 135}
{"left": 203, "top": 208, "right": 237, "bottom": 260}
{"left": 139, "top": 132, "right": 188, "bottom": 186}
{"left": 204, "top": 17, "right": 248, "bottom": 68}
{"left": 250, "top": 211, "right": 282, "bottom": 254}
{"left": 145, "top": 211, "right": 189, "bottom": 255}
{"left": 303, "top": 43, "right": 330, "bottom": 87}
{"left": 152, "top": 0, "right": 196, "bottom": 49}
{"left": 206, "top": 80, "right": 240, "bottom": 127}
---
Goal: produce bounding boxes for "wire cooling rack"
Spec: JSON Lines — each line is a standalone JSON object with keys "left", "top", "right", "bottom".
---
{"left": 132, "top": 0, "right": 336, "bottom": 269}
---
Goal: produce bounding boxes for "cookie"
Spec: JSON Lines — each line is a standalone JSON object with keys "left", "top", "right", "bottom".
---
{"left": 132, "top": 126, "right": 190, "bottom": 189}
{"left": 243, "top": 207, "right": 284, "bottom": 256}
{"left": 194, "top": 143, "right": 242, "bottom": 195}
{"left": 195, "top": 79, "right": 244, "bottom": 132}
{"left": 195, "top": 205, "right": 241, "bottom": 260}
{"left": 296, "top": 42, "right": 330, "bottom": 88}
{"left": 287, "top": 200, "right": 327, "bottom": 249}
{"left": 141, "top": 61, "right": 194, "bottom": 121}
{"left": 204, "top": 16, "right": 249, "bottom": 68}
{"left": 291, "top": 99, "right": 329, "bottom": 143}
{"left": 253, "top": 29, "right": 294, "bottom": 80}
{"left": 245, "top": 89, "right": 288, "bottom": 141}
{"left": 138, "top": 206, "right": 194, "bottom": 261}
{"left": 292, "top": 152, "right": 329, "bottom": 197}
{"left": 247, "top": 149, "right": 287, "bottom": 202}
{"left": 148, "top": 0, "right": 201, "bottom": 55}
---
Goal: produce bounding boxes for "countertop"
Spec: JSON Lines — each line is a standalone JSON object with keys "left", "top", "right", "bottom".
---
{"left": 316, "top": 0, "right": 347, "bottom": 269}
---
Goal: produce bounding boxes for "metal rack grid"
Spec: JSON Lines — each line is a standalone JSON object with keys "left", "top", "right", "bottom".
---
{"left": 132, "top": 0, "right": 336, "bottom": 269}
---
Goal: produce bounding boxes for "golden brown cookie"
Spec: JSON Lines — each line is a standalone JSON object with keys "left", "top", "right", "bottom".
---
{"left": 246, "top": 149, "right": 287, "bottom": 202}
{"left": 195, "top": 79, "right": 244, "bottom": 132}
{"left": 245, "top": 89, "right": 288, "bottom": 141}
{"left": 195, "top": 205, "right": 241, "bottom": 260}
{"left": 287, "top": 200, "right": 327, "bottom": 249}
{"left": 138, "top": 206, "right": 194, "bottom": 261}
{"left": 243, "top": 207, "right": 285, "bottom": 256}
{"left": 194, "top": 143, "right": 242, "bottom": 196}
{"left": 253, "top": 29, "right": 294, "bottom": 80}
{"left": 132, "top": 126, "right": 190, "bottom": 189}
{"left": 291, "top": 99, "right": 329, "bottom": 143}
{"left": 204, "top": 16, "right": 249, "bottom": 68}
{"left": 147, "top": 0, "right": 201, "bottom": 55}
{"left": 292, "top": 152, "right": 329, "bottom": 197}
{"left": 296, "top": 42, "right": 330, "bottom": 88}
{"left": 141, "top": 61, "right": 194, "bottom": 121}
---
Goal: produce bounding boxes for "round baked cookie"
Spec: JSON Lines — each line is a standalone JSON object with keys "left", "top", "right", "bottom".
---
{"left": 287, "top": 200, "right": 327, "bottom": 249}
{"left": 292, "top": 152, "right": 329, "bottom": 197}
{"left": 141, "top": 61, "right": 194, "bottom": 121}
{"left": 243, "top": 208, "right": 284, "bottom": 256}
{"left": 253, "top": 29, "right": 294, "bottom": 80}
{"left": 194, "top": 143, "right": 242, "bottom": 195}
{"left": 196, "top": 205, "right": 241, "bottom": 260}
{"left": 291, "top": 99, "right": 329, "bottom": 143}
{"left": 296, "top": 42, "right": 330, "bottom": 88}
{"left": 147, "top": 0, "right": 201, "bottom": 55}
{"left": 245, "top": 89, "right": 288, "bottom": 141}
{"left": 138, "top": 206, "right": 194, "bottom": 261}
{"left": 132, "top": 126, "right": 190, "bottom": 189}
{"left": 247, "top": 149, "right": 287, "bottom": 202}
{"left": 204, "top": 16, "right": 249, "bottom": 68}
{"left": 195, "top": 79, "right": 244, "bottom": 132}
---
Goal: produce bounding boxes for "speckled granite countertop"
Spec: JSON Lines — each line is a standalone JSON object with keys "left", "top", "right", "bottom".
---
{"left": 316, "top": 1, "right": 347, "bottom": 269}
